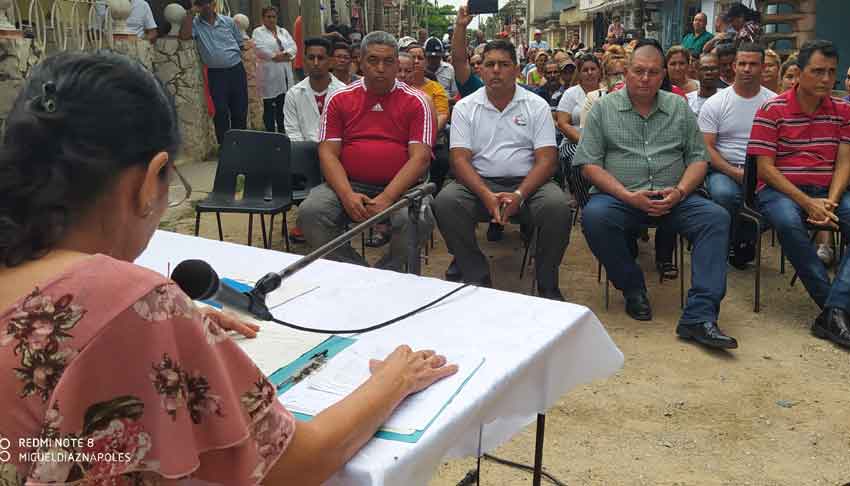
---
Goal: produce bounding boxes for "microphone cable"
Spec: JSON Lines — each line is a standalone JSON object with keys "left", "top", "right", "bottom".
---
{"left": 268, "top": 283, "right": 473, "bottom": 334}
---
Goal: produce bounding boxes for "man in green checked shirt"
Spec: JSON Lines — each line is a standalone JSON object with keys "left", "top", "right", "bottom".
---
{"left": 574, "top": 39, "right": 737, "bottom": 350}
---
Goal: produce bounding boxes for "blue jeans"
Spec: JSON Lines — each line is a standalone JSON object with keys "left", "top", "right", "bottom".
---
{"left": 582, "top": 193, "right": 730, "bottom": 325}
{"left": 706, "top": 171, "right": 756, "bottom": 244}
{"left": 758, "top": 186, "right": 850, "bottom": 311}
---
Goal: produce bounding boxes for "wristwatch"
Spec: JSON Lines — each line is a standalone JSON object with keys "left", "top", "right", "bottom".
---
{"left": 513, "top": 189, "right": 525, "bottom": 207}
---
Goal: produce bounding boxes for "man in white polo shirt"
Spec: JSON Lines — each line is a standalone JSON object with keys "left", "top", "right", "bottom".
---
{"left": 432, "top": 40, "right": 572, "bottom": 300}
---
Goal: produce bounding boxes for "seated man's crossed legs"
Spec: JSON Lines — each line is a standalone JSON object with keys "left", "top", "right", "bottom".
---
{"left": 759, "top": 187, "right": 850, "bottom": 348}
{"left": 582, "top": 193, "right": 737, "bottom": 349}
{"left": 432, "top": 178, "right": 573, "bottom": 299}
{"left": 298, "top": 182, "right": 434, "bottom": 272}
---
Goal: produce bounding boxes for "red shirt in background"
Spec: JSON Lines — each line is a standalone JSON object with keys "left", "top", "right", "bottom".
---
{"left": 748, "top": 86, "right": 850, "bottom": 190}
{"left": 319, "top": 79, "right": 435, "bottom": 186}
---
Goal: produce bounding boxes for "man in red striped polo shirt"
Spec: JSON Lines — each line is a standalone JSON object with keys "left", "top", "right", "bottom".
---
{"left": 298, "top": 31, "right": 436, "bottom": 271}
{"left": 748, "top": 40, "right": 850, "bottom": 349}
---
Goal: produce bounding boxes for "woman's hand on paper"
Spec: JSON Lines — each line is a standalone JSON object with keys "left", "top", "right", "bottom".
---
{"left": 369, "top": 345, "right": 458, "bottom": 396}
{"left": 200, "top": 307, "right": 261, "bottom": 338}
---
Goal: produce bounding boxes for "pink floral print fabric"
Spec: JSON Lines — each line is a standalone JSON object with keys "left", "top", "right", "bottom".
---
{"left": 0, "top": 255, "right": 295, "bottom": 485}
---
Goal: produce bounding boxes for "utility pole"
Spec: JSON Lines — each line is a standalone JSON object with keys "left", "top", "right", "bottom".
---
{"left": 302, "top": 0, "right": 322, "bottom": 37}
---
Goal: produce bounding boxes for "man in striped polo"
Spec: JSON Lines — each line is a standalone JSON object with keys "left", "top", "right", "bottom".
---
{"left": 298, "top": 31, "right": 436, "bottom": 272}
{"left": 749, "top": 40, "right": 850, "bottom": 349}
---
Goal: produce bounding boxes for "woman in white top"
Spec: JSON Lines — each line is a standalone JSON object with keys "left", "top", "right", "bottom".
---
{"left": 556, "top": 53, "right": 601, "bottom": 145}
{"left": 252, "top": 6, "right": 297, "bottom": 132}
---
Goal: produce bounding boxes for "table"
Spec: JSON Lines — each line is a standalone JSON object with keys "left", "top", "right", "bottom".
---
{"left": 136, "top": 230, "right": 624, "bottom": 486}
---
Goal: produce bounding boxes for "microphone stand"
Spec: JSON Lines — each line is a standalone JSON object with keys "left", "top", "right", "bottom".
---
{"left": 245, "top": 183, "right": 436, "bottom": 318}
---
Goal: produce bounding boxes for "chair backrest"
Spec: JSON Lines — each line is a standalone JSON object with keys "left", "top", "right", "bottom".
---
{"left": 290, "top": 141, "right": 322, "bottom": 192}
{"left": 744, "top": 154, "right": 758, "bottom": 209}
{"left": 211, "top": 130, "right": 291, "bottom": 200}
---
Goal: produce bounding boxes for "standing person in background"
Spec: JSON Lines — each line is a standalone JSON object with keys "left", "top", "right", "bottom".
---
{"left": 682, "top": 12, "right": 713, "bottom": 57}
{"left": 724, "top": 2, "right": 762, "bottom": 46}
{"left": 762, "top": 49, "right": 781, "bottom": 94}
{"left": 417, "top": 28, "right": 428, "bottom": 46}
{"left": 529, "top": 29, "right": 549, "bottom": 50}
{"left": 607, "top": 16, "right": 624, "bottom": 41}
{"left": 687, "top": 52, "right": 720, "bottom": 117}
{"left": 780, "top": 58, "right": 800, "bottom": 92}
{"left": 332, "top": 43, "right": 361, "bottom": 84}
{"left": 667, "top": 46, "right": 699, "bottom": 94}
{"left": 179, "top": 0, "right": 248, "bottom": 145}
{"left": 252, "top": 6, "right": 296, "bottom": 133}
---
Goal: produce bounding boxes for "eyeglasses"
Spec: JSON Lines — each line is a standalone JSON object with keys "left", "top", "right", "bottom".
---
{"left": 168, "top": 163, "right": 192, "bottom": 208}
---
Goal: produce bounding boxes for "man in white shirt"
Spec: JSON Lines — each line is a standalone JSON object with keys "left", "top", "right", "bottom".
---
{"left": 700, "top": 43, "right": 776, "bottom": 268}
{"left": 529, "top": 30, "right": 549, "bottom": 51}
{"left": 97, "top": 0, "right": 157, "bottom": 41}
{"left": 432, "top": 40, "right": 572, "bottom": 300}
{"left": 687, "top": 52, "right": 720, "bottom": 116}
{"left": 284, "top": 37, "right": 346, "bottom": 142}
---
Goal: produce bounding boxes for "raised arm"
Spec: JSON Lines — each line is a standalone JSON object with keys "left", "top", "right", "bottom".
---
{"left": 451, "top": 6, "right": 474, "bottom": 87}
{"left": 178, "top": 5, "right": 196, "bottom": 40}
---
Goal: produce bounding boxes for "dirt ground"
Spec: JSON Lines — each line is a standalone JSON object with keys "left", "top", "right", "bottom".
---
{"left": 163, "top": 163, "right": 850, "bottom": 486}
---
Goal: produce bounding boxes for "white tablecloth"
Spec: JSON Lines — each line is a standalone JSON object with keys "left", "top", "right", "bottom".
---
{"left": 136, "top": 230, "right": 624, "bottom": 486}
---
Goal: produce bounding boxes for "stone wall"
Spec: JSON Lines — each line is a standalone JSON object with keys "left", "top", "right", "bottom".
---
{"left": 0, "top": 36, "right": 43, "bottom": 134}
{"left": 242, "top": 44, "right": 264, "bottom": 131}
{"left": 152, "top": 37, "right": 216, "bottom": 163}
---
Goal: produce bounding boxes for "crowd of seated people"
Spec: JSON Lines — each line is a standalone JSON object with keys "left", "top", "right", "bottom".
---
{"left": 2, "top": 3, "right": 849, "bottom": 483}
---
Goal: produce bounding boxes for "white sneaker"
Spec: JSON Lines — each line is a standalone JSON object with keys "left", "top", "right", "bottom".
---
{"left": 817, "top": 244, "right": 834, "bottom": 266}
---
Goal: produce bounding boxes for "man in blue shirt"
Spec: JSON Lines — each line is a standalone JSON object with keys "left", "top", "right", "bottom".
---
{"left": 180, "top": 0, "right": 248, "bottom": 145}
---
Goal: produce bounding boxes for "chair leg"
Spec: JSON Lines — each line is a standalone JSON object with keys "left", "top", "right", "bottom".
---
{"left": 520, "top": 240, "right": 531, "bottom": 280}
{"left": 268, "top": 214, "right": 275, "bottom": 248}
{"left": 597, "top": 260, "right": 602, "bottom": 283}
{"left": 755, "top": 224, "right": 762, "bottom": 313}
{"left": 780, "top": 245, "right": 785, "bottom": 274}
{"left": 361, "top": 232, "right": 365, "bottom": 257}
{"left": 605, "top": 274, "right": 610, "bottom": 310}
{"left": 247, "top": 214, "right": 253, "bottom": 247}
{"left": 790, "top": 231, "right": 819, "bottom": 286}
{"left": 215, "top": 213, "right": 224, "bottom": 241}
{"left": 771, "top": 228, "right": 776, "bottom": 247}
{"left": 282, "top": 216, "right": 290, "bottom": 252}
{"left": 679, "top": 234, "right": 685, "bottom": 310}
{"left": 260, "top": 214, "right": 269, "bottom": 249}
{"left": 194, "top": 212, "right": 201, "bottom": 236}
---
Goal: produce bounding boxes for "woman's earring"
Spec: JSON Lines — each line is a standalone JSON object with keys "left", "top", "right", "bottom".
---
{"left": 143, "top": 203, "right": 154, "bottom": 217}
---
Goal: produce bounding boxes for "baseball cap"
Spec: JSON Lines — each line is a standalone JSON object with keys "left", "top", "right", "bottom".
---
{"left": 559, "top": 60, "right": 576, "bottom": 71}
{"left": 424, "top": 37, "right": 445, "bottom": 56}
{"left": 534, "top": 29, "right": 542, "bottom": 35}
{"left": 398, "top": 36, "right": 418, "bottom": 50}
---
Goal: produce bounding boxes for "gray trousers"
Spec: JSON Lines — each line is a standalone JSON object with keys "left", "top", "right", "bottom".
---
{"left": 297, "top": 182, "right": 434, "bottom": 272}
{"left": 432, "top": 178, "right": 573, "bottom": 289}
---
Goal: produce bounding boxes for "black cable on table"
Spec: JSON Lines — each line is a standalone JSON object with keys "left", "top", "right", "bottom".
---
{"left": 270, "top": 283, "right": 473, "bottom": 334}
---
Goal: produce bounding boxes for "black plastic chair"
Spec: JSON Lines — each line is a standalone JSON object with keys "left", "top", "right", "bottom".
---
{"left": 290, "top": 141, "right": 322, "bottom": 204}
{"left": 194, "top": 130, "right": 292, "bottom": 251}
{"left": 740, "top": 154, "right": 845, "bottom": 312}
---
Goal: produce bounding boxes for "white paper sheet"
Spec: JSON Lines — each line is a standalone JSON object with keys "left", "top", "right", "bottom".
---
{"left": 280, "top": 338, "right": 484, "bottom": 432}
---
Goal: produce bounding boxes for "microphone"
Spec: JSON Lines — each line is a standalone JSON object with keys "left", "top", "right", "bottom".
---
{"left": 171, "top": 259, "right": 273, "bottom": 320}
{"left": 401, "top": 182, "right": 437, "bottom": 202}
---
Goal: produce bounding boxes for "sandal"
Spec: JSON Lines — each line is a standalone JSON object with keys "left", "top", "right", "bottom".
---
{"left": 657, "top": 261, "right": 678, "bottom": 280}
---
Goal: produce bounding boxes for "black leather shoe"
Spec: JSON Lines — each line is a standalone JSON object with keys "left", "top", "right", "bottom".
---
{"left": 537, "top": 287, "right": 565, "bottom": 302}
{"left": 812, "top": 307, "right": 850, "bottom": 349}
{"left": 676, "top": 322, "right": 738, "bottom": 349}
{"left": 445, "top": 258, "right": 462, "bottom": 282}
{"left": 624, "top": 292, "right": 652, "bottom": 321}
{"left": 487, "top": 223, "right": 504, "bottom": 242}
